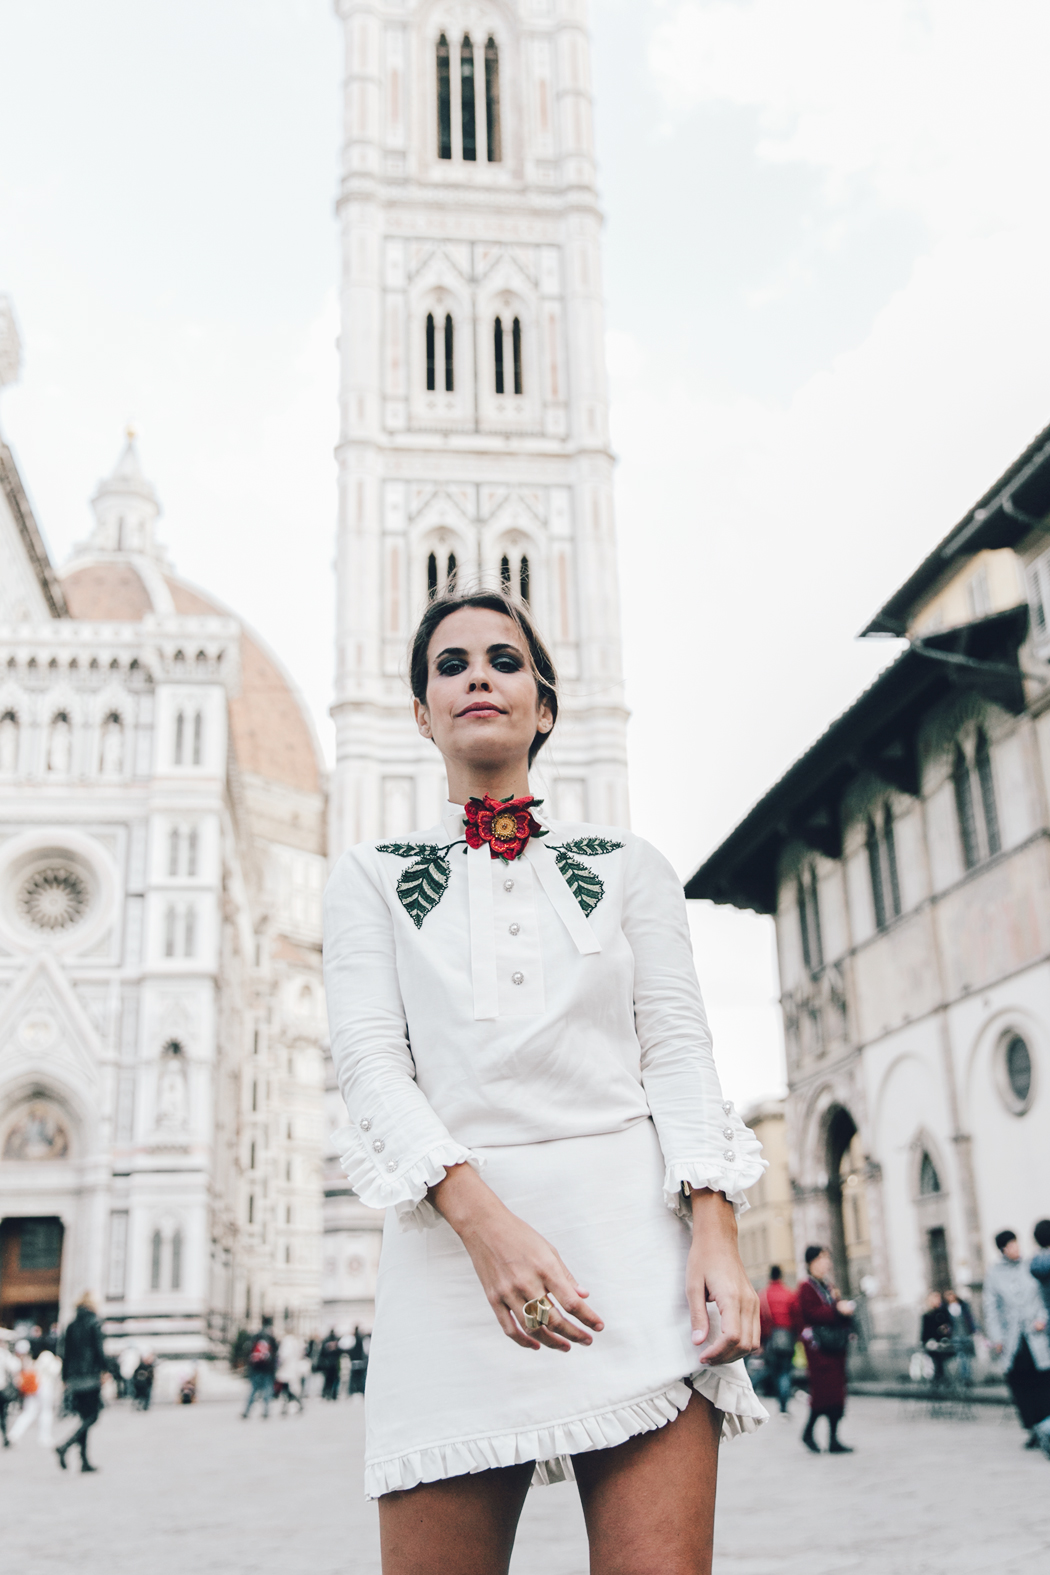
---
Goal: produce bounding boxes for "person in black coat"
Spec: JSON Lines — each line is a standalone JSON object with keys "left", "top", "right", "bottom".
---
{"left": 921, "top": 1293, "right": 956, "bottom": 1383}
{"left": 56, "top": 1293, "right": 106, "bottom": 1473}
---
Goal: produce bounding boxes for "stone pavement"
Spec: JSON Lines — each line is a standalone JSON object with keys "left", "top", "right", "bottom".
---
{"left": 2, "top": 1390, "right": 1048, "bottom": 1574}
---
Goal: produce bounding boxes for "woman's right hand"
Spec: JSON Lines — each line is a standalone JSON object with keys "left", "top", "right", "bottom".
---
{"left": 430, "top": 1162, "right": 604, "bottom": 1352}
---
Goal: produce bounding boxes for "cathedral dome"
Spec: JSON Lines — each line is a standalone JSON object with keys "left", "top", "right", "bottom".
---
{"left": 61, "top": 438, "right": 322, "bottom": 797}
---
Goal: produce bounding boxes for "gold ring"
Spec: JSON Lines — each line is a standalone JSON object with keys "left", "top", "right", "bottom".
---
{"left": 522, "top": 1297, "right": 553, "bottom": 1331}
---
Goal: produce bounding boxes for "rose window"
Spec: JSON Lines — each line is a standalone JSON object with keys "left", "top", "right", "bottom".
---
{"left": 18, "top": 866, "right": 89, "bottom": 931}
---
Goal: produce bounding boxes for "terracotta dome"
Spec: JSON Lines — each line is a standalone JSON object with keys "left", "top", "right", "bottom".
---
{"left": 62, "top": 559, "right": 322, "bottom": 796}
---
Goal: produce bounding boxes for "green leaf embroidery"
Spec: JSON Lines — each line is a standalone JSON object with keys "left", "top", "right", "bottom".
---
{"left": 549, "top": 838, "right": 623, "bottom": 918}
{"left": 394, "top": 853, "right": 451, "bottom": 929}
{"left": 557, "top": 837, "right": 624, "bottom": 859}
{"left": 375, "top": 842, "right": 439, "bottom": 860}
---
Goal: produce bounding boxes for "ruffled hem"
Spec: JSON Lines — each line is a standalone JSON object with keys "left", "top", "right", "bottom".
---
{"left": 363, "top": 1370, "right": 768, "bottom": 1498}
{"left": 333, "top": 1128, "right": 484, "bottom": 1231}
{"left": 662, "top": 1157, "right": 768, "bottom": 1219}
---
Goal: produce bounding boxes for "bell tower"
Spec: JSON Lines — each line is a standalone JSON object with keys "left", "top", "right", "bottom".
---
{"left": 329, "top": 0, "right": 629, "bottom": 851}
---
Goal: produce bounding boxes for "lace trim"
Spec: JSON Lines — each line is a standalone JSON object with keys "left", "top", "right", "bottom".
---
{"left": 334, "top": 1127, "right": 483, "bottom": 1230}
{"left": 663, "top": 1155, "right": 768, "bottom": 1219}
{"left": 364, "top": 1370, "right": 768, "bottom": 1498}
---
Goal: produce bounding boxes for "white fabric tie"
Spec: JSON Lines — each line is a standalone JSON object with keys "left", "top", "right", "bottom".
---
{"left": 467, "top": 842, "right": 500, "bottom": 1021}
{"left": 525, "top": 842, "right": 601, "bottom": 957}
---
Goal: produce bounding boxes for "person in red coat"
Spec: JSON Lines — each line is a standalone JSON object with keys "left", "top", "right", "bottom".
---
{"left": 759, "top": 1266, "right": 798, "bottom": 1414}
{"left": 797, "top": 1245, "right": 855, "bottom": 1453}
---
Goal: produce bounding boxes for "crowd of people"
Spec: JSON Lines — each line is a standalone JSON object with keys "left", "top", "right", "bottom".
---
{"left": 239, "top": 1317, "right": 369, "bottom": 1421}
{"left": 753, "top": 1219, "right": 1050, "bottom": 1459}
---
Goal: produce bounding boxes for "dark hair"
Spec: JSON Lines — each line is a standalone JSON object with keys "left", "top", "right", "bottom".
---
{"left": 1035, "top": 1220, "right": 1050, "bottom": 1250}
{"left": 804, "top": 1244, "right": 826, "bottom": 1266}
{"left": 768, "top": 1265, "right": 782, "bottom": 1281}
{"left": 995, "top": 1230, "right": 1017, "bottom": 1254}
{"left": 408, "top": 588, "right": 558, "bottom": 767}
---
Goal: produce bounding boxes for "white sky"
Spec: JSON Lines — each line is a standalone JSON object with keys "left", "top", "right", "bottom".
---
{"left": 2, "top": 0, "right": 1049, "bottom": 1109}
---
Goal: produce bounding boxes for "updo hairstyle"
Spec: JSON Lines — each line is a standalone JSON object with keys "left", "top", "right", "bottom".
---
{"left": 409, "top": 588, "right": 559, "bottom": 767}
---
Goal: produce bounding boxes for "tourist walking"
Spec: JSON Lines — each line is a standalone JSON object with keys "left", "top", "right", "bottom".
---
{"left": 324, "top": 589, "right": 766, "bottom": 1574}
{"left": 347, "top": 1326, "right": 368, "bottom": 1398}
{"left": 317, "top": 1329, "right": 342, "bottom": 1401}
{"left": 1031, "top": 1221, "right": 1050, "bottom": 1318}
{"left": 0, "top": 1332, "right": 20, "bottom": 1447}
{"left": 797, "top": 1245, "right": 855, "bottom": 1454}
{"left": 759, "top": 1267, "right": 797, "bottom": 1415}
{"left": 56, "top": 1293, "right": 106, "bottom": 1473}
{"left": 277, "top": 1332, "right": 306, "bottom": 1414}
{"left": 985, "top": 1230, "right": 1050, "bottom": 1455}
{"left": 9, "top": 1343, "right": 60, "bottom": 1447}
{"left": 242, "top": 1317, "right": 278, "bottom": 1419}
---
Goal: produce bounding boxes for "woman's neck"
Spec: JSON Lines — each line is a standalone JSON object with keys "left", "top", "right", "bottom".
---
{"left": 445, "top": 761, "right": 531, "bottom": 805}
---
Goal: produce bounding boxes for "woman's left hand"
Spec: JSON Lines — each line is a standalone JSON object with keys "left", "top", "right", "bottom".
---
{"left": 686, "top": 1188, "right": 761, "bottom": 1365}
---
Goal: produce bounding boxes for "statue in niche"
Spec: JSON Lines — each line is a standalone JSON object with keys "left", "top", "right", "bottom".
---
{"left": 0, "top": 711, "right": 18, "bottom": 774}
{"left": 156, "top": 1041, "right": 189, "bottom": 1131}
{"left": 47, "top": 714, "right": 72, "bottom": 774}
{"left": 3, "top": 1102, "right": 70, "bottom": 1161}
{"left": 99, "top": 713, "right": 123, "bottom": 776}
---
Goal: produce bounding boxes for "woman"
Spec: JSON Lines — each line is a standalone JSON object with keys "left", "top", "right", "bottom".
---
{"left": 324, "top": 589, "right": 768, "bottom": 1575}
{"left": 984, "top": 1229, "right": 1050, "bottom": 1454}
{"left": 796, "top": 1245, "right": 855, "bottom": 1454}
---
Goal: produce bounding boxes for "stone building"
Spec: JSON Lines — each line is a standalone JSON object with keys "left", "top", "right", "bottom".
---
{"left": 322, "top": 0, "right": 632, "bottom": 1325}
{"left": 0, "top": 304, "right": 327, "bottom": 1351}
{"left": 688, "top": 424, "right": 1050, "bottom": 1370}
{"left": 737, "top": 1100, "right": 795, "bottom": 1290}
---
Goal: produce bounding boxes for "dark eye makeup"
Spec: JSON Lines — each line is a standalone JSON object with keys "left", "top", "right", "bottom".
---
{"left": 433, "top": 645, "right": 525, "bottom": 678}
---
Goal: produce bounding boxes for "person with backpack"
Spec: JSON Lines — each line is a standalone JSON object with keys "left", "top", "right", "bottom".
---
{"left": 797, "top": 1245, "right": 855, "bottom": 1454}
{"left": 759, "top": 1266, "right": 797, "bottom": 1415}
{"left": 242, "top": 1316, "right": 278, "bottom": 1420}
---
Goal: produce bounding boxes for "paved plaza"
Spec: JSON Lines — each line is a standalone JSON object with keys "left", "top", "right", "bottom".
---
{"left": 2, "top": 1390, "right": 1048, "bottom": 1574}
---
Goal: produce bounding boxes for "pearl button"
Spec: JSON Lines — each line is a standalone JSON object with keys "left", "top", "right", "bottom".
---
{"left": 723, "top": 1150, "right": 735, "bottom": 1162}
{"left": 722, "top": 1101, "right": 733, "bottom": 1115}
{"left": 723, "top": 1127, "right": 734, "bottom": 1140}
{"left": 360, "top": 1119, "right": 372, "bottom": 1132}
{"left": 386, "top": 1160, "right": 398, "bottom": 1173}
{"left": 512, "top": 971, "right": 524, "bottom": 985}
{"left": 503, "top": 879, "right": 514, "bottom": 892}
{"left": 509, "top": 923, "right": 520, "bottom": 936}
{"left": 372, "top": 1139, "right": 385, "bottom": 1154}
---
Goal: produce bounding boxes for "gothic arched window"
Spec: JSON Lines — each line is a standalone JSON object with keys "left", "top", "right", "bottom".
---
{"left": 519, "top": 555, "right": 530, "bottom": 603}
{"left": 192, "top": 711, "right": 203, "bottom": 766}
{"left": 171, "top": 1229, "right": 183, "bottom": 1291}
{"left": 512, "top": 317, "right": 523, "bottom": 395}
{"left": 444, "top": 314, "right": 454, "bottom": 391}
{"left": 426, "top": 313, "right": 436, "bottom": 391}
{"left": 169, "top": 827, "right": 180, "bottom": 878}
{"left": 975, "top": 729, "right": 1000, "bottom": 856}
{"left": 164, "top": 906, "right": 177, "bottom": 959}
{"left": 174, "top": 711, "right": 185, "bottom": 766}
{"left": 494, "top": 317, "right": 504, "bottom": 394}
{"left": 797, "top": 867, "right": 823, "bottom": 975}
{"left": 436, "top": 35, "right": 451, "bottom": 159}
{"left": 460, "top": 35, "right": 476, "bottom": 161}
{"left": 99, "top": 712, "right": 123, "bottom": 776}
{"left": 427, "top": 552, "right": 438, "bottom": 599}
{"left": 953, "top": 744, "right": 979, "bottom": 870}
{"left": 184, "top": 906, "right": 196, "bottom": 959}
{"left": 500, "top": 554, "right": 511, "bottom": 590}
{"left": 485, "top": 38, "right": 502, "bottom": 161}
{"left": 919, "top": 1151, "right": 941, "bottom": 1195}
{"left": 187, "top": 828, "right": 198, "bottom": 878}
{"left": 150, "top": 1230, "right": 162, "bottom": 1291}
{"left": 47, "top": 713, "right": 72, "bottom": 775}
{"left": 866, "top": 817, "right": 886, "bottom": 931}
{"left": 883, "top": 806, "right": 901, "bottom": 918}
{"left": 446, "top": 552, "right": 457, "bottom": 591}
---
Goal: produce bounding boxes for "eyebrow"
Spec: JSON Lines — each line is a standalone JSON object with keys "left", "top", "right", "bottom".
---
{"left": 433, "top": 642, "right": 524, "bottom": 662}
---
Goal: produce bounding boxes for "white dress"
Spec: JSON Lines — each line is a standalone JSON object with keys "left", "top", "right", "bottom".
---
{"left": 323, "top": 805, "right": 768, "bottom": 1499}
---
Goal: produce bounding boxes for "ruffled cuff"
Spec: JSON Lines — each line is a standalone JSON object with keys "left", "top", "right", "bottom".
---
{"left": 333, "top": 1126, "right": 484, "bottom": 1232}
{"left": 662, "top": 1153, "right": 768, "bottom": 1220}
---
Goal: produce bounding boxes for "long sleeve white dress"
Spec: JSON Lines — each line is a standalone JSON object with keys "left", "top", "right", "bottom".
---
{"left": 323, "top": 804, "right": 768, "bottom": 1499}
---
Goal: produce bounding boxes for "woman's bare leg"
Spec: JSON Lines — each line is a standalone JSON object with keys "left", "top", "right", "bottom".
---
{"left": 378, "top": 1462, "right": 534, "bottom": 1575}
{"left": 573, "top": 1393, "right": 723, "bottom": 1575}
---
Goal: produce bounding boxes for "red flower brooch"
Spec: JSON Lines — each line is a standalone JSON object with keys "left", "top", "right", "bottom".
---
{"left": 464, "top": 794, "right": 547, "bottom": 862}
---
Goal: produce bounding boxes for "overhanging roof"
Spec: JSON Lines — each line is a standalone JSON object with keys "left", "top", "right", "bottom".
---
{"left": 863, "top": 422, "right": 1050, "bottom": 636}
{"left": 685, "top": 606, "right": 1029, "bottom": 915}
